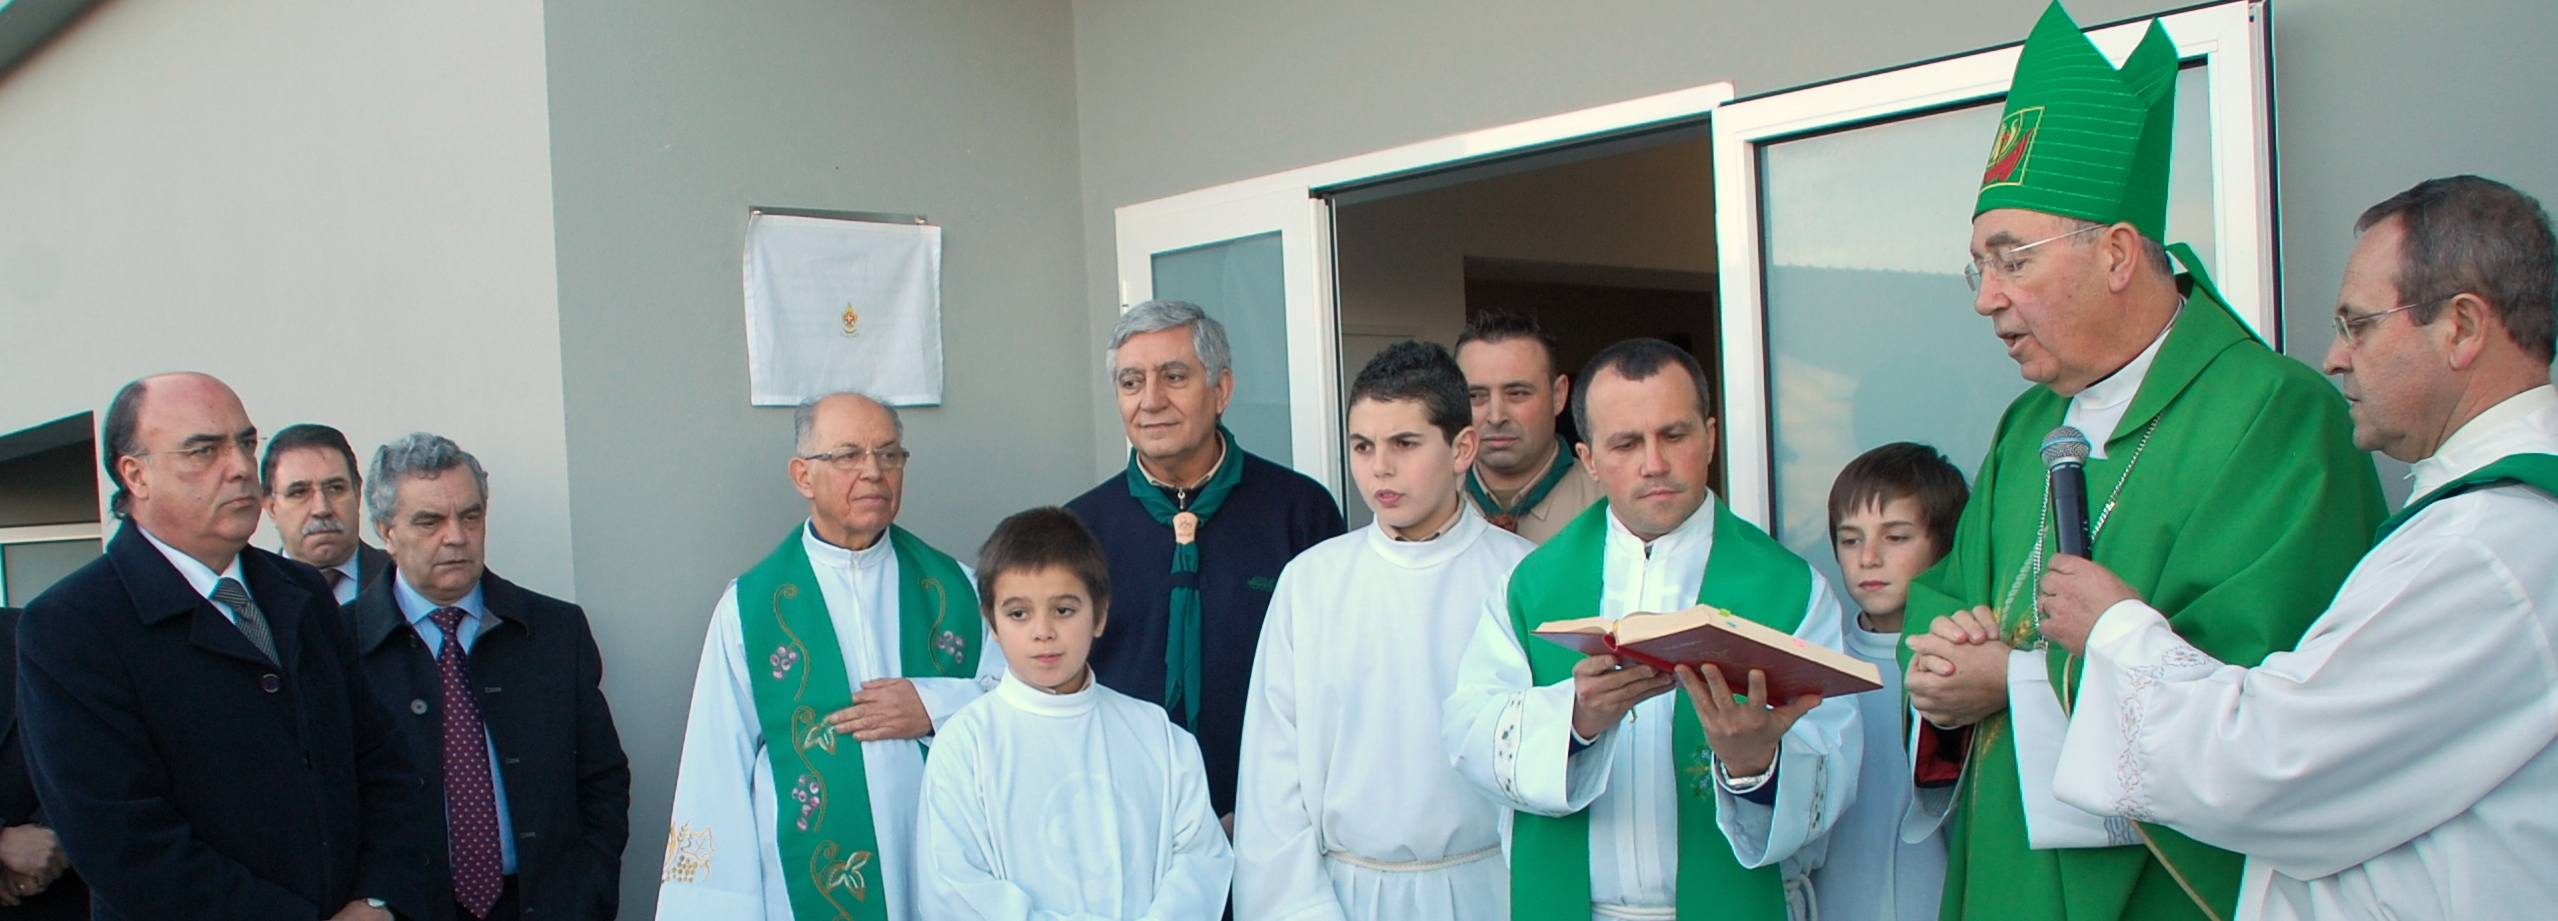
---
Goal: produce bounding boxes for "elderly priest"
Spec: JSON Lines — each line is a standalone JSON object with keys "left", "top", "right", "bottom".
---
{"left": 1898, "top": 5, "right": 2386, "bottom": 921}
{"left": 2030, "top": 176, "right": 2558, "bottom": 921}
{"left": 657, "top": 393, "right": 1003, "bottom": 921}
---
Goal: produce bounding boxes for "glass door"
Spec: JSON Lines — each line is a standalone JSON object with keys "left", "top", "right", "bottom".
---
{"left": 1712, "top": 1, "right": 2275, "bottom": 587}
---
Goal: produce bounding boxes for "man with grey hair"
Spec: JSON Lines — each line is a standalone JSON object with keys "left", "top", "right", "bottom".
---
{"left": 659, "top": 393, "right": 1002, "bottom": 921}
{"left": 1067, "top": 300, "right": 1343, "bottom": 830}
{"left": 351, "top": 432, "right": 630, "bottom": 921}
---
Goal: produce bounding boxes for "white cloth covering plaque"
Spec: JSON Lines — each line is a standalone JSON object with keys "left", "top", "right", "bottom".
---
{"left": 744, "top": 212, "right": 943, "bottom": 406}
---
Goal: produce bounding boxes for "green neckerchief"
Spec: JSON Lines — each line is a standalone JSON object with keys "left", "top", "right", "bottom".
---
{"left": 1465, "top": 442, "right": 1579, "bottom": 532}
{"left": 1122, "top": 424, "right": 1245, "bottom": 729}
{"left": 2375, "top": 452, "right": 2558, "bottom": 544}
{"left": 736, "top": 524, "right": 981, "bottom": 921}
{"left": 1502, "top": 498, "right": 1815, "bottom": 921}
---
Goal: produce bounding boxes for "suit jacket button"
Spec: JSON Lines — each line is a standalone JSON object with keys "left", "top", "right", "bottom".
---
{"left": 411, "top": 699, "right": 430, "bottom": 715}
{"left": 260, "top": 674, "right": 281, "bottom": 693}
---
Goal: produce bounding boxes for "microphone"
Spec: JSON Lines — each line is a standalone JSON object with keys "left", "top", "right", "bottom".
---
{"left": 2040, "top": 426, "right": 2094, "bottom": 558}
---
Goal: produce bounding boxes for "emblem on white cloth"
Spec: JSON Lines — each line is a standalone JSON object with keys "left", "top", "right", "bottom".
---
{"left": 661, "top": 823, "right": 715, "bottom": 883}
{"left": 841, "top": 302, "right": 861, "bottom": 337}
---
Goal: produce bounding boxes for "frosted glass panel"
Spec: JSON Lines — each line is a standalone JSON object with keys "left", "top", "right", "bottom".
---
{"left": 1760, "top": 67, "right": 2216, "bottom": 591}
{"left": 1152, "top": 232, "right": 1293, "bottom": 466}
{"left": 4, "top": 538, "right": 102, "bottom": 607}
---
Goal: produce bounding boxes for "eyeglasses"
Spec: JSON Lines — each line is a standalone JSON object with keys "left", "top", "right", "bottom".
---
{"left": 1964, "top": 223, "right": 2107, "bottom": 291}
{"left": 2331, "top": 296, "right": 2452, "bottom": 347}
{"left": 134, "top": 433, "right": 260, "bottom": 471}
{"left": 800, "top": 445, "right": 910, "bottom": 472}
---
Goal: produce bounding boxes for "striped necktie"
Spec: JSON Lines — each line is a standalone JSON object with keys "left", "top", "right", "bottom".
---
{"left": 208, "top": 577, "right": 279, "bottom": 664}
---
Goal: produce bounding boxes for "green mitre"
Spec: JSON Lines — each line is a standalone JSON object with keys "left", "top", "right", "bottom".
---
{"left": 1976, "top": 2, "right": 2180, "bottom": 240}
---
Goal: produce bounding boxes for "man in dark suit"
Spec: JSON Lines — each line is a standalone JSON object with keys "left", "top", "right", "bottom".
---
{"left": 264, "top": 424, "right": 394, "bottom": 606}
{"left": 17, "top": 372, "right": 429, "bottom": 921}
{"left": 0, "top": 608, "right": 83, "bottom": 919}
{"left": 350, "top": 432, "right": 628, "bottom": 921}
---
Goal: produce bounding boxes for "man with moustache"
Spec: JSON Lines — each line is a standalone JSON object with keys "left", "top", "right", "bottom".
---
{"left": 659, "top": 392, "right": 1004, "bottom": 921}
{"left": 17, "top": 372, "right": 428, "bottom": 921}
{"left": 1455, "top": 311, "right": 1603, "bottom": 543}
{"left": 349, "top": 433, "right": 630, "bottom": 920}
{"left": 1067, "top": 300, "right": 1344, "bottom": 830}
{"left": 264, "top": 424, "right": 393, "bottom": 605}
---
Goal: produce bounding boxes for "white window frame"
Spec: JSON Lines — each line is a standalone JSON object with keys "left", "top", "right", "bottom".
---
{"left": 1710, "top": 0, "right": 2274, "bottom": 525}
{"left": 1113, "top": 83, "right": 1738, "bottom": 496}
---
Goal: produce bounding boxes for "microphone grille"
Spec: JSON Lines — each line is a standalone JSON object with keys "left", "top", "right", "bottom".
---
{"left": 2040, "top": 426, "right": 2093, "bottom": 467}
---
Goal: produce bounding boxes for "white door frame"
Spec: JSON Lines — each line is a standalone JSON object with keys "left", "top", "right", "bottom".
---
{"left": 1710, "top": 0, "right": 2272, "bottom": 524}
{"left": 1114, "top": 83, "right": 1739, "bottom": 496}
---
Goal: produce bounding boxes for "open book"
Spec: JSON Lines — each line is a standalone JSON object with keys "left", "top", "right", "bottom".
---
{"left": 1533, "top": 604, "right": 1884, "bottom": 701}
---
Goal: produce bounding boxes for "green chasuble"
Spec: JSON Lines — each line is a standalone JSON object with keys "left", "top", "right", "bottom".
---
{"left": 1504, "top": 499, "right": 1814, "bottom": 921}
{"left": 736, "top": 525, "right": 983, "bottom": 921}
{"left": 1901, "top": 260, "right": 2386, "bottom": 921}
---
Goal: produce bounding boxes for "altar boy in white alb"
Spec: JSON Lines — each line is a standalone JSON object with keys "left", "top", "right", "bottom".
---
{"left": 657, "top": 394, "right": 1005, "bottom": 921}
{"left": 919, "top": 507, "right": 1233, "bottom": 921}
{"left": 1443, "top": 339, "right": 1860, "bottom": 921}
{"left": 2029, "top": 177, "right": 2558, "bottom": 921}
{"left": 1234, "top": 341, "right": 1533, "bottom": 921}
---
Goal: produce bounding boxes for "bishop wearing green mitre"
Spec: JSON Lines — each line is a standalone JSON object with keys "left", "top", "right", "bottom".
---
{"left": 1899, "top": 5, "right": 2385, "bottom": 921}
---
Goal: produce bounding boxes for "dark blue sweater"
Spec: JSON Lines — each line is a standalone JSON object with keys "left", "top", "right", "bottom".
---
{"left": 1067, "top": 450, "right": 1344, "bottom": 816}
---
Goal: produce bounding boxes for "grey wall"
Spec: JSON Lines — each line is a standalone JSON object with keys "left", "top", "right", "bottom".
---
{"left": 539, "top": 0, "right": 1089, "bottom": 911}
{"left": 1071, "top": 0, "right": 2558, "bottom": 491}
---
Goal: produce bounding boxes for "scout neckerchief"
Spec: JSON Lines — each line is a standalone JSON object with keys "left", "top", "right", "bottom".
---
{"left": 2374, "top": 452, "right": 2558, "bottom": 544}
{"left": 1123, "top": 423, "right": 1245, "bottom": 729}
{"left": 737, "top": 524, "right": 980, "bottom": 921}
{"left": 1502, "top": 498, "right": 1813, "bottom": 921}
{"left": 1465, "top": 441, "right": 1578, "bottom": 533}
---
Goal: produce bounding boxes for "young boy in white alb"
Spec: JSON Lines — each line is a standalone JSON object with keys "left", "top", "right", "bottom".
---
{"left": 1233, "top": 340, "right": 1534, "bottom": 920}
{"left": 1813, "top": 442, "right": 1965, "bottom": 921}
{"left": 918, "top": 507, "right": 1232, "bottom": 920}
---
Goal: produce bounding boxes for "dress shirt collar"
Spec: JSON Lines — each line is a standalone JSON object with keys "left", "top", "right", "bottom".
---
{"left": 136, "top": 524, "right": 243, "bottom": 602}
{"left": 803, "top": 520, "right": 894, "bottom": 575}
{"left": 393, "top": 569, "right": 487, "bottom": 625}
{"left": 2410, "top": 384, "right": 2558, "bottom": 497}
{"left": 2069, "top": 308, "right": 2180, "bottom": 442}
{"left": 993, "top": 667, "right": 1102, "bottom": 718}
{"left": 330, "top": 555, "right": 362, "bottom": 587}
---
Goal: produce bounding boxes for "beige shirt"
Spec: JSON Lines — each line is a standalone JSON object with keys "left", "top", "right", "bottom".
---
{"left": 1465, "top": 449, "right": 1607, "bottom": 545}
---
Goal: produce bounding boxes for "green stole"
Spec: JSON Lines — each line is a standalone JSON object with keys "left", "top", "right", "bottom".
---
{"left": 1122, "top": 424, "right": 1246, "bottom": 729}
{"left": 736, "top": 525, "right": 982, "bottom": 921}
{"left": 1503, "top": 499, "right": 1814, "bottom": 921}
{"left": 2374, "top": 452, "right": 2558, "bottom": 544}
{"left": 1466, "top": 443, "right": 1579, "bottom": 531}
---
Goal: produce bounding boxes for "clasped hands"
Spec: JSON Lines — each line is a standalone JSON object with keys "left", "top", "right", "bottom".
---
{"left": 0, "top": 824, "right": 66, "bottom": 907}
{"left": 1905, "top": 553, "right": 2139, "bottom": 728}
{"left": 1568, "top": 654, "right": 1820, "bottom": 778}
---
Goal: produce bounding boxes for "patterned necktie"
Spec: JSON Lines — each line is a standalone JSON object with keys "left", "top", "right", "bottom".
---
{"left": 430, "top": 607, "right": 505, "bottom": 918}
{"left": 208, "top": 577, "right": 279, "bottom": 664}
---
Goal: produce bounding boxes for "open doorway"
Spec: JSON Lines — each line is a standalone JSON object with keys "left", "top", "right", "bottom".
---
{"left": 1327, "top": 131, "right": 1722, "bottom": 529}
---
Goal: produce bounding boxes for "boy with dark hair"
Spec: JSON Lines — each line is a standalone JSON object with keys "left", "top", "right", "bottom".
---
{"left": 918, "top": 507, "right": 1231, "bottom": 921}
{"left": 1813, "top": 442, "right": 1966, "bottom": 921}
{"left": 1234, "top": 341, "right": 1533, "bottom": 921}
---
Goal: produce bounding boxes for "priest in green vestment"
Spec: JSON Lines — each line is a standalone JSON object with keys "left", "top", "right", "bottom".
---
{"left": 658, "top": 393, "right": 1004, "bottom": 921}
{"left": 1443, "top": 338, "right": 1863, "bottom": 921}
{"left": 1899, "top": 6, "right": 2387, "bottom": 921}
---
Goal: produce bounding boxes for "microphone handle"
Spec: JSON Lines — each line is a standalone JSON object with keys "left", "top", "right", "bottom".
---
{"left": 2051, "top": 462, "right": 2092, "bottom": 558}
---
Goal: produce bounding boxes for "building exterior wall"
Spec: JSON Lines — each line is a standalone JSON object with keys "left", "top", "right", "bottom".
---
{"left": 0, "top": 0, "right": 576, "bottom": 595}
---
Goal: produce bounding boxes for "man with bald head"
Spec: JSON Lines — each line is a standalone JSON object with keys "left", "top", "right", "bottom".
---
{"left": 18, "top": 372, "right": 429, "bottom": 921}
{"left": 659, "top": 392, "right": 1003, "bottom": 921}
